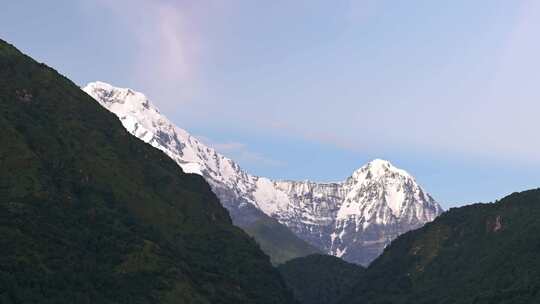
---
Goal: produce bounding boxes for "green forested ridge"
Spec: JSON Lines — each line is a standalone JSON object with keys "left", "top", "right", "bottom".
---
{"left": 340, "top": 188, "right": 540, "bottom": 304}
{"left": 243, "top": 217, "right": 321, "bottom": 265}
{"left": 278, "top": 254, "right": 365, "bottom": 304}
{"left": 0, "top": 39, "right": 295, "bottom": 304}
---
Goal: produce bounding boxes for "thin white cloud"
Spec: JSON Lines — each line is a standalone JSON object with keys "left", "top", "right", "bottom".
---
{"left": 197, "top": 136, "right": 285, "bottom": 168}
{"left": 92, "top": 0, "right": 201, "bottom": 105}
{"left": 136, "top": 2, "right": 194, "bottom": 87}
{"left": 212, "top": 141, "right": 247, "bottom": 151}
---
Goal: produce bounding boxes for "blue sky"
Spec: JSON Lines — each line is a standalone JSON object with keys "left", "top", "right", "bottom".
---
{"left": 2, "top": 0, "right": 539, "bottom": 208}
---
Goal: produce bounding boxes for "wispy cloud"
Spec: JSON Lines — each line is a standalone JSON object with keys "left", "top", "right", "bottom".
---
{"left": 197, "top": 136, "right": 285, "bottom": 168}
{"left": 212, "top": 141, "right": 247, "bottom": 151}
{"left": 92, "top": 0, "right": 202, "bottom": 105}
{"left": 138, "top": 3, "right": 192, "bottom": 87}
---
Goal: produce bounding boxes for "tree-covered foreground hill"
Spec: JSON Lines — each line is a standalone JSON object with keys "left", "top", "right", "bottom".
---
{"left": 339, "top": 188, "right": 540, "bottom": 304}
{"left": 278, "top": 254, "right": 365, "bottom": 304}
{"left": 0, "top": 39, "right": 295, "bottom": 304}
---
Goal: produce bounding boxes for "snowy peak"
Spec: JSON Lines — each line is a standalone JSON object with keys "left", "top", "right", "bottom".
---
{"left": 85, "top": 81, "right": 153, "bottom": 110}
{"left": 84, "top": 81, "right": 262, "bottom": 195}
{"left": 351, "top": 159, "right": 412, "bottom": 182}
{"left": 84, "top": 81, "right": 205, "bottom": 175}
{"left": 364, "top": 158, "right": 394, "bottom": 173}
{"left": 84, "top": 81, "right": 164, "bottom": 137}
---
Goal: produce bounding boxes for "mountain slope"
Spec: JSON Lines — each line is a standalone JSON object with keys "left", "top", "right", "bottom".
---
{"left": 83, "top": 82, "right": 443, "bottom": 265}
{"left": 0, "top": 39, "right": 295, "bottom": 304}
{"left": 278, "top": 254, "right": 365, "bottom": 304}
{"left": 340, "top": 188, "right": 540, "bottom": 303}
{"left": 243, "top": 217, "right": 321, "bottom": 265}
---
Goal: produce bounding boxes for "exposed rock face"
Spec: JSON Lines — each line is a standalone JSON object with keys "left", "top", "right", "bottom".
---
{"left": 83, "top": 81, "right": 443, "bottom": 265}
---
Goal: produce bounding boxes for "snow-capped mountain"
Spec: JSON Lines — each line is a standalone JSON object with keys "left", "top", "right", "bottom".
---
{"left": 83, "top": 81, "right": 443, "bottom": 265}
{"left": 273, "top": 160, "right": 443, "bottom": 265}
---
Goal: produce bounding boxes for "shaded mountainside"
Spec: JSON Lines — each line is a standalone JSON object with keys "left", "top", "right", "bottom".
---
{"left": 340, "top": 188, "right": 540, "bottom": 304}
{"left": 243, "top": 217, "right": 322, "bottom": 265}
{"left": 278, "top": 255, "right": 365, "bottom": 304}
{"left": 83, "top": 82, "right": 443, "bottom": 266}
{"left": 0, "top": 39, "right": 295, "bottom": 304}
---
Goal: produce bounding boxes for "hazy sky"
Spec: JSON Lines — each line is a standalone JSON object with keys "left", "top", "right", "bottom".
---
{"left": 2, "top": 0, "right": 539, "bottom": 208}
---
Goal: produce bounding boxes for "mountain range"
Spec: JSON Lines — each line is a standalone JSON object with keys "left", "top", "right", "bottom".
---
{"left": 83, "top": 81, "right": 443, "bottom": 265}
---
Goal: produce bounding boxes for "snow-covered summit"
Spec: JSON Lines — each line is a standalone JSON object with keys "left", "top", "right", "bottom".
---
{"left": 354, "top": 159, "right": 412, "bottom": 179}
{"left": 344, "top": 158, "right": 423, "bottom": 218}
{"left": 83, "top": 81, "right": 443, "bottom": 265}
{"left": 273, "top": 158, "right": 442, "bottom": 263}
{"left": 84, "top": 81, "right": 238, "bottom": 176}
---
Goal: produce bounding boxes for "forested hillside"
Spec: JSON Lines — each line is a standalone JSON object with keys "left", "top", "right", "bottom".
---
{"left": 278, "top": 254, "right": 365, "bottom": 304}
{"left": 340, "top": 188, "right": 540, "bottom": 304}
{"left": 0, "top": 39, "right": 295, "bottom": 304}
